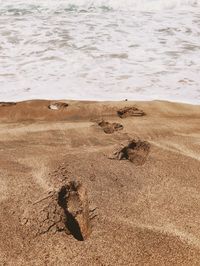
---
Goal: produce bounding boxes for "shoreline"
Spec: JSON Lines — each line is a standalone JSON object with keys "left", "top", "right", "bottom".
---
{"left": 1, "top": 97, "right": 200, "bottom": 106}
{"left": 0, "top": 99, "right": 199, "bottom": 123}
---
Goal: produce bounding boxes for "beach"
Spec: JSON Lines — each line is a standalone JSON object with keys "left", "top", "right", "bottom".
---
{"left": 0, "top": 99, "right": 200, "bottom": 265}
{"left": 1, "top": 0, "right": 200, "bottom": 264}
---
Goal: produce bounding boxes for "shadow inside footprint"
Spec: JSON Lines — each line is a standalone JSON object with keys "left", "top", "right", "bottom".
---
{"left": 58, "top": 186, "right": 84, "bottom": 241}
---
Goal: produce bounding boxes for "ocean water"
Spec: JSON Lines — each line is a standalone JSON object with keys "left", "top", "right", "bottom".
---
{"left": 0, "top": 0, "right": 200, "bottom": 104}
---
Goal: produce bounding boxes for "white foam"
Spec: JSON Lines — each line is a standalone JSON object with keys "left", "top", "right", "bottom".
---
{"left": 0, "top": 0, "right": 200, "bottom": 104}
{"left": 0, "top": 0, "right": 199, "bottom": 11}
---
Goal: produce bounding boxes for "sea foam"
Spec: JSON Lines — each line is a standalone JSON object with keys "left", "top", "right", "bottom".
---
{"left": 0, "top": 0, "right": 200, "bottom": 104}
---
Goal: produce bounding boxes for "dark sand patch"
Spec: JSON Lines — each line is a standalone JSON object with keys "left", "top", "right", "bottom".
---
{"left": 0, "top": 102, "right": 16, "bottom": 107}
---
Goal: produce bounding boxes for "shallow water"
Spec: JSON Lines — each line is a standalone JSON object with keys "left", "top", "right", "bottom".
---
{"left": 0, "top": 0, "right": 200, "bottom": 103}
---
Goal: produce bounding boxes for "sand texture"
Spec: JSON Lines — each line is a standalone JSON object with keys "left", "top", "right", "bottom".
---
{"left": 0, "top": 100, "right": 200, "bottom": 265}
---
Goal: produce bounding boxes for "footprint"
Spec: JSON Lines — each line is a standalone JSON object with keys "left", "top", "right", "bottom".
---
{"left": 98, "top": 120, "right": 123, "bottom": 134}
{"left": 109, "top": 139, "right": 150, "bottom": 166}
{"left": 57, "top": 181, "right": 90, "bottom": 241}
{"left": 48, "top": 102, "right": 69, "bottom": 110}
{"left": 117, "top": 106, "right": 145, "bottom": 118}
{"left": 22, "top": 181, "right": 90, "bottom": 241}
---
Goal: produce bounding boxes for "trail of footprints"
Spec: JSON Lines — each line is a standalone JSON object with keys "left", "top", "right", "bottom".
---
{"left": 16, "top": 103, "right": 150, "bottom": 241}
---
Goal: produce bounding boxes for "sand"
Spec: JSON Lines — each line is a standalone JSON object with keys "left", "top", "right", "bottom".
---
{"left": 0, "top": 99, "right": 200, "bottom": 265}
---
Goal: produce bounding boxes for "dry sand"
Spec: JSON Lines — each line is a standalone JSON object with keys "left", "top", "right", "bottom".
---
{"left": 0, "top": 99, "right": 200, "bottom": 265}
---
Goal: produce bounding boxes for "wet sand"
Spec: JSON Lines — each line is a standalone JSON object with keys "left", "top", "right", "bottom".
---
{"left": 0, "top": 100, "right": 200, "bottom": 265}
